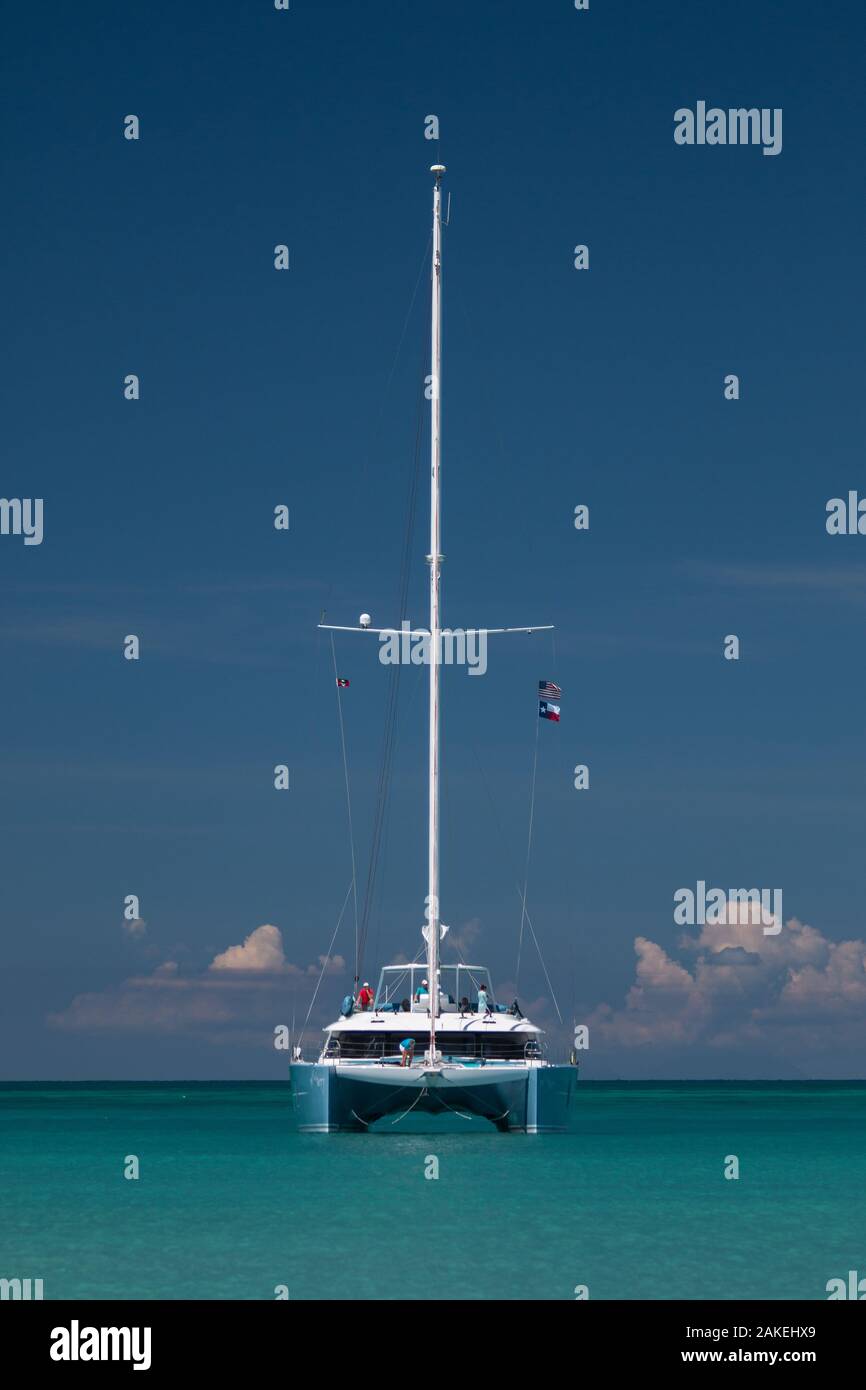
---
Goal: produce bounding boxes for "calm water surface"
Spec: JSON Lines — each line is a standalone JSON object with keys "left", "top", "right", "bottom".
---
{"left": 1, "top": 1081, "right": 863, "bottom": 1300}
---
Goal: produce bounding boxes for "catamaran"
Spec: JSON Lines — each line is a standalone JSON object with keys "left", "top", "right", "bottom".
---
{"left": 290, "top": 165, "right": 576, "bottom": 1132}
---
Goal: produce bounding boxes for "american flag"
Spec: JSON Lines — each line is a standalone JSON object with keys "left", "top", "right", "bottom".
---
{"left": 538, "top": 679, "right": 561, "bottom": 700}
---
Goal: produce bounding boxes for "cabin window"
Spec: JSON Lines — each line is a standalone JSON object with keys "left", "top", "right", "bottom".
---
{"left": 327, "top": 1030, "right": 533, "bottom": 1061}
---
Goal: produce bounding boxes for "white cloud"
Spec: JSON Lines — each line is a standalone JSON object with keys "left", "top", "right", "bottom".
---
{"left": 590, "top": 904, "right": 866, "bottom": 1062}
{"left": 209, "top": 923, "right": 286, "bottom": 973}
{"left": 48, "top": 924, "right": 347, "bottom": 1040}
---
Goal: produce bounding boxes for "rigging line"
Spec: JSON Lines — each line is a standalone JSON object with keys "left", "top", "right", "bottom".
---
{"left": 452, "top": 261, "right": 560, "bottom": 1001}
{"left": 365, "top": 601, "right": 413, "bottom": 974}
{"left": 293, "top": 608, "right": 330, "bottom": 1009}
{"left": 357, "top": 665, "right": 400, "bottom": 972}
{"left": 337, "top": 245, "right": 429, "bottom": 972}
{"left": 356, "top": 633, "right": 403, "bottom": 974}
{"left": 381, "top": 233, "right": 433, "bottom": 416}
{"left": 468, "top": 738, "right": 563, "bottom": 1022}
{"left": 516, "top": 709, "right": 541, "bottom": 992}
{"left": 442, "top": 744, "right": 458, "bottom": 922}
{"left": 526, "top": 625, "right": 564, "bottom": 1023}
{"left": 360, "top": 231, "right": 432, "bottom": 493}
{"left": 307, "top": 593, "right": 328, "bottom": 778}
{"left": 370, "top": 659, "right": 424, "bottom": 974}
{"left": 298, "top": 878, "right": 354, "bottom": 1050}
{"left": 331, "top": 633, "right": 359, "bottom": 981}
{"left": 520, "top": 905, "right": 563, "bottom": 1024}
{"left": 357, "top": 334, "right": 427, "bottom": 978}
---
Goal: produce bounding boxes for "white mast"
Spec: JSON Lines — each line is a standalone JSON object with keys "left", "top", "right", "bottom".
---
{"left": 316, "top": 163, "right": 554, "bottom": 1059}
{"left": 427, "top": 163, "right": 446, "bottom": 1062}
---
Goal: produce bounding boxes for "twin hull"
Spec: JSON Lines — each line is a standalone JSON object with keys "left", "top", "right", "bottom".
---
{"left": 290, "top": 1060, "right": 575, "bottom": 1133}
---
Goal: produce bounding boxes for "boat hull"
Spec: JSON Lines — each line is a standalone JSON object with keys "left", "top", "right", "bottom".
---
{"left": 289, "top": 1061, "right": 576, "bottom": 1133}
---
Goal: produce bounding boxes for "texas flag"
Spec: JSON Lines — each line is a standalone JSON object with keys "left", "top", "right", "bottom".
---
{"left": 538, "top": 699, "right": 560, "bottom": 722}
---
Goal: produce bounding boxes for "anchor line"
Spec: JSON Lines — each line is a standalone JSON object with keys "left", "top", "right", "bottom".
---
{"left": 434, "top": 1071, "right": 512, "bottom": 1124}
{"left": 346, "top": 1077, "right": 427, "bottom": 1130}
{"left": 347, "top": 1073, "right": 512, "bottom": 1127}
{"left": 430, "top": 1094, "right": 474, "bottom": 1121}
{"left": 390, "top": 1084, "right": 430, "bottom": 1125}
{"left": 437, "top": 1093, "right": 511, "bottom": 1124}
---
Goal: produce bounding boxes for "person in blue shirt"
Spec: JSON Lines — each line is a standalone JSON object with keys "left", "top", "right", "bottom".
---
{"left": 399, "top": 1037, "right": 415, "bottom": 1067}
{"left": 477, "top": 984, "right": 491, "bottom": 1015}
{"left": 414, "top": 978, "right": 429, "bottom": 1003}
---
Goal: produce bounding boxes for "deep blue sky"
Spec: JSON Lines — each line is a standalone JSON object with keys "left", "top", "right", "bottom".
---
{"left": 2, "top": 1, "right": 865, "bottom": 1078}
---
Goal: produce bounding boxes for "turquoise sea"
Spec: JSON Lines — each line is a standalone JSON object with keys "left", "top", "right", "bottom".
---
{"left": 1, "top": 1081, "right": 863, "bottom": 1301}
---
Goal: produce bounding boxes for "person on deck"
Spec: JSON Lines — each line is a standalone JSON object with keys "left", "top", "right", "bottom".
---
{"left": 477, "top": 984, "right": 492, "bottom": 1015}
{"left": 357, "top": 982, "right": 374, "bottom": 1010}
{"left": 414, "top": 979, "right": 429, "bottom": 1004}
{"left": 399, "top": 1038, "right": 415, "bottom": 1067}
